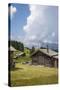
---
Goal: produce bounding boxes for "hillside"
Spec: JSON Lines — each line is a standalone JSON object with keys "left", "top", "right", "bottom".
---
{"left": 24, "top": 47, "right": 30, "bottom": 56}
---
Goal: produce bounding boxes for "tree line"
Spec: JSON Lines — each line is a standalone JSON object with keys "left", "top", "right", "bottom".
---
{"left": 9, "top": 40, "right": 36, "bottom": 54}
{"left": 9, "top": 40, "right": 24, "bottom": 52}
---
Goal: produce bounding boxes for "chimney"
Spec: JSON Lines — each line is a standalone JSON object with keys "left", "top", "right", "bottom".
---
{"left": 47, "top": 45, "right": 49, "bottom": 53}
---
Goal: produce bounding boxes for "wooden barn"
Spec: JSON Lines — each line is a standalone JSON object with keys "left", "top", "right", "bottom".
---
{"left": 31, "top": 48, "right": 58, "bottom": 68}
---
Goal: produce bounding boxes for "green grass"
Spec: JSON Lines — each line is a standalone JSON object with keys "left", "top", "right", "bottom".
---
{"left": 15, "top": 56, "right": 32, "bottom": 63}
{"left": 10, "top": 63, "right": 58, "bottom": 86}
{"left": 24, "top": 48, "right": 30, "bottom": 56}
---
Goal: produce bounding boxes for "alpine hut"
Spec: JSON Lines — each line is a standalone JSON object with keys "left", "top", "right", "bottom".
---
{"left": 31, "top": 48, "right": 58, "bottom": 68}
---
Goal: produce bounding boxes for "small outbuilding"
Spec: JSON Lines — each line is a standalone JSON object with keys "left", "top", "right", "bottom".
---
{"left": 31, "top": 48, "right": 58, "bottom": 68}
{"left": 16, "top": 52, "right": 25, "bottom": 58}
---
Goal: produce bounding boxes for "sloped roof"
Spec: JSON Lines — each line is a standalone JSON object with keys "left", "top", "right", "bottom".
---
{"left": 31, "top": 48, "right": 58, "bottom": 58}
{"left": 16, "top": 52, "right": 24, "bottom": 56}
{"left": 52, "top": 54, "right": 58, "bottom": 59}
{"left": 9, "top": 46, "right": 17, "bottom": 51}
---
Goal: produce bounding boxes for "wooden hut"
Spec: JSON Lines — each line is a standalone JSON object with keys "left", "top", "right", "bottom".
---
{"left": 31, "top": 48, "right": 58, "bottom": 68}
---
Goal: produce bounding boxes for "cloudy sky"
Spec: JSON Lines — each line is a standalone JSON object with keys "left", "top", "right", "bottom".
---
{"left": 9, "top": 3, "right": 58, "bottom": 48}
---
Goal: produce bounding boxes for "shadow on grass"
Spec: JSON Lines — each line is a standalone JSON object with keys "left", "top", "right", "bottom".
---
{"left": 11, "top": 67, "right": 24, "bottom": 71}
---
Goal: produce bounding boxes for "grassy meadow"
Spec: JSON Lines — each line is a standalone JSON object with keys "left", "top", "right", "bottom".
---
{"left": 15, "top": 56, "right": 32, "bottom": 63}
{"left": 10, "top": 48, "right": 58, "bottom": 86}
{"left": 10, "top": 63, "right": 58, "bottom": 86}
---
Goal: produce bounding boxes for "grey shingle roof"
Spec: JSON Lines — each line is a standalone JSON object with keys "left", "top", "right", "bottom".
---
{"left": 31, "top": 48, "right": 58, "bottom": 59}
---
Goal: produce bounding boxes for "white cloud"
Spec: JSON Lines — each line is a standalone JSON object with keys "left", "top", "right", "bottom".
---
{"left": 24, "top": 5, "right": 47, "bottom": 32}
{"left": 43, "top": 39, "right": 48, "bottom": 43}
{"left": 23, "top": 5, "right": 48, "bottom": 47}
{"left": 9, "top": 5, "right": 17, "bottom": 18}
{"left": 51, "top": 32, "right": 55, "bottom": 37}
{"left": 43, "top": 39, "right": 52, "bottom": 44}
{"left": 29, "top": 35, "right": 36, "bottom": 40}
{"left": 22, "top": 5, "right": 58, "bottom": 47}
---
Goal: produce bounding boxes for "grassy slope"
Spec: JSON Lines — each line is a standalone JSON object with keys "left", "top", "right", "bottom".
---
{"left": 15, "top": 48, "right": 31, "bottom": 63}
{"left": 15, "top": 56, "right": 32, "bottom": 63}
{"left": 24, "top": 48, "right": 30, "bottom": 56}
{"left": 10, "top": 63, "right": 58, "bottom": 86}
